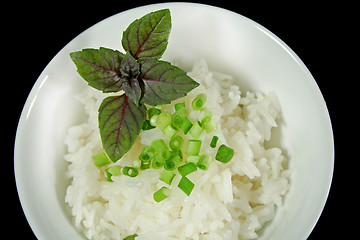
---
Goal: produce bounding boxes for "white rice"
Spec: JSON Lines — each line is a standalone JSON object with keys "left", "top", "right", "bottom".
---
{"left": 64, "top": 59, "right": 290, "bottom": 240}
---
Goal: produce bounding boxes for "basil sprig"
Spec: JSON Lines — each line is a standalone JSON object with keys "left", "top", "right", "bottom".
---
{"left": 70, "top": 9, "right": 199, "bottom": 162}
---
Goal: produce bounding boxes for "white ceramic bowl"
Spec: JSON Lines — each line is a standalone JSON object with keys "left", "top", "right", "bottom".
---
{"left": 15, "top": 3, "right": 334, "bottom": 240}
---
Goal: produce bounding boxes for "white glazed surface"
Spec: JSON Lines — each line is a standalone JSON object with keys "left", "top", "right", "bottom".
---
{"left": 15, "top": 3, "right": 334, "bottom": 240}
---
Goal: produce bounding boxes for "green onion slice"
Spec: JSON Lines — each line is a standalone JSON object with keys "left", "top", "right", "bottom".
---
{"left": 105, "top": 165, "right": 122, "bottom": 182}
{"left": 156, "top": 112, "right": 172, "bottom": 130}
{"left": 159, "top": 170, "right": 176, "bottom": 185}
{"left": 140, "top": 161, "right": 151, "bottom": 170}
{"left": 153, "top": 187, "right": 170, "bottom": 203}
{"left": 132, "top": 159, "right": 141, "bottom": 169}
{"left": 159, "top": 149, "right": 171, "bottom": 160}
{"left": 174, "top": 102, "right": 186, "bottom": 111}
{"left": 152, "top": 154, "right": 166, "bottom": 169}
{"left": 92, "top": 152, "right": 111, "bottom": 167}
{"left": 164, "top": 155, "right": 182, "bottom": 171}
{"left": 189, "top": 121, "right": 204, "bottom": 139}
{"left": 197, "top": 154, "right": 213, "bottom": 170}
{"left": 178, "top": 162, "right": 197, "bottom": 176}
{"left": 122, "top": 166, "right": 139, "bottom": 177}
{"left": 151, "top": 139, "right": 168, "bottom": 152}
{"left": 201, "top": 116, "right": 217, "bottom": 133}
{"left": 170, "top": 149, "right": 183, "bottom": 159}
{"left": 150, "top": 114, "right": 158, "bottom": 127}
{"left": 215, "top": 144, "right": 234, "bottom": 163}
{"left": 179, "top": 117, "right": 193, "bottom": 134}
{"left": 210, "top": 136, "right": 219, "bottom": 148}
{"left": 171, "top": 108, "right": 188, "bottom": 128}
{"left": 163, "top": 124, "right": 178, "bottom": 138}
{"left": 178, "top": 176, "right": 195, "bottom": 196}
{"left": 139, "top": 145, "right": 155, "bottom": 162}
{"left": 186, "top": 139, "right": 202, "bottom": 156}
{"left": 169, "top": 135, "right": 184, "bottom": 150}
{"left": 185, "top": 155, "right": 200, "bottom": 165}
{"left": 123, "top": 234, "right": 138, "bottom": 240}
{"left": 192, "top": 93, "right": 207, "bottom": 111}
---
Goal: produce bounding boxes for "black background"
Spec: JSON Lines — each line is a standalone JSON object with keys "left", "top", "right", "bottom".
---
{"left": 7, "top": 1, "right": 346, "bottom": 239}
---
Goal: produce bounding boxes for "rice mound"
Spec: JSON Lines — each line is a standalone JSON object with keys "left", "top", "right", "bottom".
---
{"left": 64, "top": 59, "right": 290, "bottom": 240}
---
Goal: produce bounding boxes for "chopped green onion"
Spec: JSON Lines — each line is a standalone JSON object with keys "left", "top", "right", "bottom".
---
{"left": 192, "top": 93, "right": 207, "bottom": 110}
{"left": 153, "top": 187, "right": 170, "bottom": 203}
{"left": 156, "top": 112, "right": 172, "bottom": 130}
{"left": 152, "top": 150, "right": 170, "bottom": 169}
{"left": 197, "top": 154, "right": 213, "bottom": 170}
{"left": 174, "top": 102, "right": 186, "bottom": 111}
{"left": 163, "top": 124, "right": 178, "bottom": 138}
{"left": 170, "top": 149, "right": 183, "bottom": 159}
{"left": 132, "top": 159, "right": 141, "bottom": 169}
{"left": 92, "top": 152, "right": 111, "bottom": 167}
{"left": 122, "top": 166, "right": 139, "bottom": 177}
{"left": 143, "top": 145, "right": 155, "bottom": 154}
{"left": 105, "top": 169, "right": 113, "bottom": 182}
{"left": 179, "top": 117, "right": 193, "bottom": 134}
{"left": 178, "top": 176, "right": 195, "bottom": 196}
{"left": 151, "top": 139, "right": 168, "bottom": 152}
{"left": 210, "top": 136, "right": 219, "bottom": 148}
{"left": 171, "top": 115, "right": 183, "bottom": 128}
{"left": 201, "top": 116, "right": 217, "bottom": 133}
{"left": 107, "top": 165, "right": 122, "bottom": 175}
{"left": 139, "top": 145, "right": 155, "bottom": 162}
{"left": 171, "top": 108, "right": 188, "bottom": 128}
{"left": 189, "top": 121, "right": 204, "bottom": 139}
{"left": 159, "top": 170, "right": 176, "bottom": 185}
{"left": 159, "top": 149, "right": 171, "bottom": 161}
{"left": 215, "top": 144, "right": 234, "bottom": 163}
{"left": 147, "top": 107, "right": 161, "bottom": 118}
{"left": 164, "top": 155, "right": 182, "bottom": 171}
{"left": 185, "top": 155, "right": 200, "bottom": 165}
{"left": 140, "top": 161, "right": 151, "bottom": 170}
{"left": 178, "top": 162, "right": 197, "bottom": 176}
{"left": 186, "top": 139, "right": 202, "bottom": 156}
{"left": 139, "top": 152, "right": 154, "bottom": 162}
{"left": 105, "top": 165, "right": 122, "bottom": 182}
{"left": 149, "top": 114, "right": 158, "bottom": 127}
{"left": 152, "top": 156, "right": 165, "bottom": 169}
{"left": 169, "top": 135, "right": 184, "bottom": 150}
{"left": 123, "top": 234, "right": 138, "bottom": 240}
{"left": 142, "top": 119, "right": 155, "bottom": 130}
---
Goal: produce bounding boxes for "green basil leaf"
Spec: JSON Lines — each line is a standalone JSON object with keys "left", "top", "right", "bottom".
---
{"left": 122, "top": 9, "right": 171, "bottom": 60}
{"left": 98, "top": 94, "right": 146, "bottom": 162}
{"left": 70, "top": 47, "right": 124, "bottom": 92}
{"left": 139, "top": 59, "right": 200, "bottom": 106}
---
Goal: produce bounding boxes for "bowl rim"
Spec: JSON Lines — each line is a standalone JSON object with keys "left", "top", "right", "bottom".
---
{"left": 14, "top": 2, "right": 334, "bottom": 240}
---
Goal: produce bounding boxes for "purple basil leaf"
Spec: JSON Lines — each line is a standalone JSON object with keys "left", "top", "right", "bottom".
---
{"left": 70, "top": 47, "right": 124, "bottom": 92}
{"left": 139, "top": 59, "right": 200, "bottom": 106}
{"left": 121, "top": 78, "right": 142, "bottom": 106}
{"left": 122, "top": 9, "right": 171, "bottom": 60}
{"left": 119, "top": 52, "right": 142, "bottom": 105}
{"left": 98, "top": 94, "right": 146, "bottom": 162}
{"left": 120, "top": 52, "right": 140, "bottom": 78}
